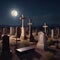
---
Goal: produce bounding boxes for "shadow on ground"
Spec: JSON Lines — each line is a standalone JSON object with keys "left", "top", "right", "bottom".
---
{"left": 0, "top": 51, "right": 12, "bottom": 60}
{"left": 45, "top": 47, "right": 57, "bottom": 55}
{"left": 16, "top": 50, "right": 41, "bottom": 60}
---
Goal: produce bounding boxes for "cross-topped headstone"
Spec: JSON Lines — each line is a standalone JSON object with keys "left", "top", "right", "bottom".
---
{"left": 27, "top": 19, "right": 35, "bottom": 42}
{"left": 43, "top": 22, "right": 48, "bottom": 33}
{"left": 28, "top": 19, "right": 32, "bottom": 38}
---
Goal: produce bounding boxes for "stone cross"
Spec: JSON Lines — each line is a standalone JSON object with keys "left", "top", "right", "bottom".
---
{"left": 43, "top": 22, "right": 48, "bottom": 33}
{"left": 28, "top": 19, "right": 32, "bottom": 40}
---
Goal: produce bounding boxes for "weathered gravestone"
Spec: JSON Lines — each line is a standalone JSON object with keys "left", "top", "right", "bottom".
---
{"left": 37, "top": 32, "right": 47, "bottom": 50}
{"left": 1, "top": 35, "right": 12, "bottom": 60}
{"left": 2, "top": 35, "right": 10, "bottom": 52}
{"left": 17, "top": 27, "right": 21, "bottom": 38}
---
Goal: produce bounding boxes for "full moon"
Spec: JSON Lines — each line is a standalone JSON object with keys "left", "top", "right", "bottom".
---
{"left": 11, "top": 10, "right": 18, "bottom": 17}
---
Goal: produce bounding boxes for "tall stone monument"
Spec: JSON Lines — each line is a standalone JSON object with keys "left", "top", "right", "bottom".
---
{"left": 20, "top": 14, "right": 25, "bottom": 41}
{"left": 37, "top": 31, "right": 47, "bottom": 50}
{"left": 43, "top": 22, "right": 48, "bottom": 33}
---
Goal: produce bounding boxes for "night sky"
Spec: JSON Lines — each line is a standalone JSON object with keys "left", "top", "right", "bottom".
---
{"left": 0, "top": 0, "right": 60, "bottom": 27}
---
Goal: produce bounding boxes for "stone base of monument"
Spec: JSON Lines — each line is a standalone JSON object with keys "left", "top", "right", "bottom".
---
{"left": 37, "top": 44, "right": 47, "bottom": 50}
{"left": 37, "top": 43, "right": 45, "bottom": 50}
{"left": 20, "top": 36, "right": 24, "bottom": 41}
{"left": 20, "top": 36, "right": 27, "bottom": 41}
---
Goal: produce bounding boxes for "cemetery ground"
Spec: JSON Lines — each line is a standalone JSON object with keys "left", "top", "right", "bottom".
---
{"left": 0, "top": 39, "right": 60, "bottom": 60}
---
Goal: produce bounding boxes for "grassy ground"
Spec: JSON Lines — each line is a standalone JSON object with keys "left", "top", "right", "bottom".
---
{"left": 0, "top": 40, "right": 60, "bottom": 60}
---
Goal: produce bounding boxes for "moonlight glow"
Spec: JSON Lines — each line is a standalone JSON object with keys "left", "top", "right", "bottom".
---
{"left": 11, "top": 10, "right": 18, "bottom": 17}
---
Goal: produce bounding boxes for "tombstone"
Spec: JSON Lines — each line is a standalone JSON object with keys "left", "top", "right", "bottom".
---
{"left": 3, "top": 27, "right": 7, "bottom": 34}
{"left": 10, "top": 27, "right": 15, "bottom": 35}
{"left": 1, "top": 35, "right": 12, "bottom": 60}
{"left": 51, "top": 29, "right": 54, "bottom": 38}
{"left": 27, "top": 19, "right": 35, "bottom": 42}
{"left": 10, "top": 27, "right": 13, "bottom": 35}
{"left": 37, "top": 32, "right": 47, "bottom": 50}
{"left": 2, "top": 35, "right": 10, "bottom": 52}
{"left": 56, "top": 27, "right": 59, "bottom": 38}
{"left": 17, "top": 27, "right": 21, "bottom": 38}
